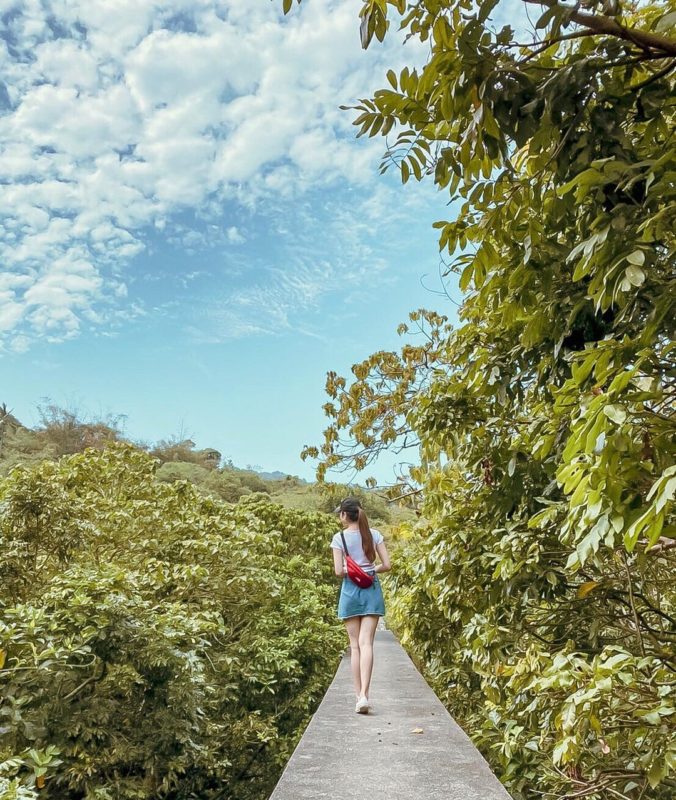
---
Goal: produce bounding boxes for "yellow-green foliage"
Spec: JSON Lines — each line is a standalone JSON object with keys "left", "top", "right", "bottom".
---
{"left": 290, "top": 1, "right": 676, "bottom": 797}
{"left": 0, "top": 443, "right": 344, "bottom": 800}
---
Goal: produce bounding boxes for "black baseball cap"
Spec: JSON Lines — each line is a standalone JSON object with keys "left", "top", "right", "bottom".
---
{"left": 334, "top": 497, "right": 362, "bottom": 514}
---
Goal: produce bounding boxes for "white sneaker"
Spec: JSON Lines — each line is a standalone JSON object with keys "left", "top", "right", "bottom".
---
{"left": 355, "top": 696, "right": 370, "bottom": 714}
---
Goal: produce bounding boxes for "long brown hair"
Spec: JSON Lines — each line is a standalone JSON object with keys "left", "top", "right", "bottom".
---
{"left": 358, "top": 507, "right": 376, "bottom": 562}
{"left": 339, "top": 498, "right": 376, "bottom": 562}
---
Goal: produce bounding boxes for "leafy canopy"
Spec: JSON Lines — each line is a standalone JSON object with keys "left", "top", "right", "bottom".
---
{"left": 285, "top": 0, "right": 675, "bottom": 797}
{"left": 1, "top": 443, "right": 344, "bottom": 800}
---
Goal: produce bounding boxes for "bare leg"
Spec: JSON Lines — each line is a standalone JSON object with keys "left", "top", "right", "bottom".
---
{"left": 344, "top": 617, "right": 362, "bottom": 697}
{"left": 358, "top": 615, "right": 379, "bottom": 699}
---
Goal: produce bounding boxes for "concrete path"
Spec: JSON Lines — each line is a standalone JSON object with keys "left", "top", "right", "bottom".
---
{"left": 269, "top": 630, "right": 512, "bottom": 799}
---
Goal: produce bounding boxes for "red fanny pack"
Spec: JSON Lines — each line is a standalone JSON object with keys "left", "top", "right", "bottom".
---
{"left": 340, "top": 532, "right": 374, "bottom": 588}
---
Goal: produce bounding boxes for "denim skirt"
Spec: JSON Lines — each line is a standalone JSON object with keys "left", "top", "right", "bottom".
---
{"left": 337, "top": 573, "right": 385, "bottom": 620}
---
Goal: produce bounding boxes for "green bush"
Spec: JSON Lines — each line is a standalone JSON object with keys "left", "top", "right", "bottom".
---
{"left": 0, "top": 443, "right": 343, "bottom": 799}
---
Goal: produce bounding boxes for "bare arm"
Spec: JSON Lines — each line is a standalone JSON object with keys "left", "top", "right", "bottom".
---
{"left": 332, "top": 547, "right": 346, "bottom": 577}
{"left": 374, "top": 541, "right": 391, "bottom": 574}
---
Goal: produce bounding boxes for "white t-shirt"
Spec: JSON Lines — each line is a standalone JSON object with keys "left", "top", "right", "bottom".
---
{"left": 331, "top": 528, "right": 384, "bottom": 570}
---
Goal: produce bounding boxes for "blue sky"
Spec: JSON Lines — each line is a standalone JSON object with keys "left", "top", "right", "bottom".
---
{"left": 0, "top": 0, "right": 527, "bottom": 483}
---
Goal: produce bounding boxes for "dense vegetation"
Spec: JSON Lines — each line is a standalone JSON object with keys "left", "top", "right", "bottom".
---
{"left": 0, "top": 403, "right": 405, "bottom": 798}
{"left": 0, "top": 403, "right": 276, "bottom": 504}
{"left": 0, "top": 403, "right": 398, "bottom": 523}
{"left": 291, "top": 1, "right": 676, "bottom": 798}
{"left": 0, "top": 441, "right": 346, "bottom": 799}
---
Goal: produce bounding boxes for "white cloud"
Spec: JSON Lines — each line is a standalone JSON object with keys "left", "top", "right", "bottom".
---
{"left": 33, "top": 39, "right": 100, "bottom": 91}
{"left": 226, "top": 226, "right": 245, "bottom": 245}
{"left": 0, "top": 0, "right": 426, "bottom": 352}
{"left": 9, "top": 334, "right": 31, "bottom": 353}
{"left": 184, "top": 188, "right": 406, "bottom": 342}
{"left": 0, "top": 299, "right": 25, "bottom": 332}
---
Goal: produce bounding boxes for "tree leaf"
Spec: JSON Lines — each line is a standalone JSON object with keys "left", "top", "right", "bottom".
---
{"left": 576, "top": 581, "right": 600, "bottom": 599}
{"left": 603, "top": 404, "right": 626, "bottom": 425}
{"left": 626, "top": 250, "right": 645, "bottom": 266}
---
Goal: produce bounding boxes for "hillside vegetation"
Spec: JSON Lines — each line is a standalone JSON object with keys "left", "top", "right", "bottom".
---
{"left": 0, "top": 402, "right": 404, "bottom": 527}
{"left": 0, "top": 405, "right": 404, "bottom": 799}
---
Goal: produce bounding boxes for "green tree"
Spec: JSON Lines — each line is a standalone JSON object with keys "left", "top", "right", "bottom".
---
{"left": 287, "top": 1, "right": 675, "bottom": 797}
{"left": 0, "top": 444, "right": 343, "bottom": 800}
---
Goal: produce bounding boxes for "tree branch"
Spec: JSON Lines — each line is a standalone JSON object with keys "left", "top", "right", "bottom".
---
{"left": 620, "top": 553, "right": 645, "bottom": 657}
{"left": 632, "top": 61, "right": 676, "bottom": 90}
{"left": 516, "top": 28, "right": 597, "bottom": 62}
{"left": 645, "top": 536, "right": 676, "bottom": 555}
{"left": 522, "top": 0, "right": 676, "bottom": 57}
{"left": 386, "top": 487, "right": 424, "bottom": 503}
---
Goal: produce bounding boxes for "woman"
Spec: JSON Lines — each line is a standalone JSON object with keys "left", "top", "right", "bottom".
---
{"left": 331, "top": 497, "right": 391, "bottom": 714}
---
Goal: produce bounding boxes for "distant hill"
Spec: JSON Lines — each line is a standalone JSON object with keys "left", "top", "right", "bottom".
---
{"left": 0, "top": 401, "right": 416, "bottom": 530}
{"left": 256, "top": 470, "right": 307, "bottom": 483}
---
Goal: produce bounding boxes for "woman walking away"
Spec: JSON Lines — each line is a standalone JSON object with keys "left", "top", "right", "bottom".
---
{"left": 331, "top": 497, "right": 391, "bottom": 715}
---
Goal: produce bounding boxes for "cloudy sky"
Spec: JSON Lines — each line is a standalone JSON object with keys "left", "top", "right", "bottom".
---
{"left": 1, "top": 0, "right": 528, "bottom": 482}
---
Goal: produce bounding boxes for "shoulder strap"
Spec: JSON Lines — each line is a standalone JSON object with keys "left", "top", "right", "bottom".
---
{"left": 340, "top": 531, "right": 349, "bottom": 557}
